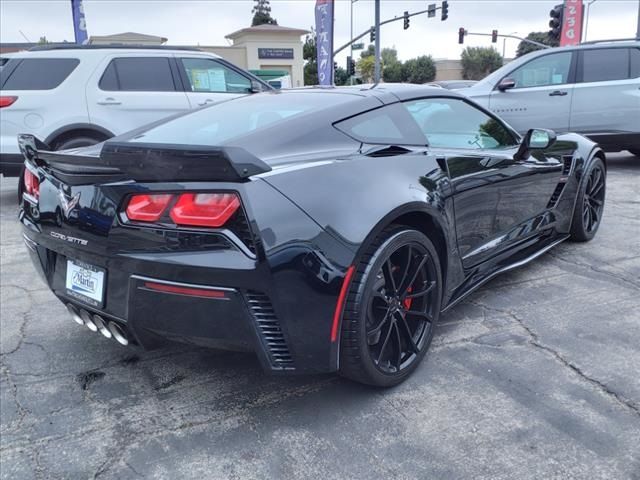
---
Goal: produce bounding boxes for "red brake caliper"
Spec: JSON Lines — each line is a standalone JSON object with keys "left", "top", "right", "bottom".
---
{"left": 403, "top": 287, "right": 413, "bottom": 310}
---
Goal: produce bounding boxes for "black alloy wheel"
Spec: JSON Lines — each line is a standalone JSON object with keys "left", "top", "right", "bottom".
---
{"left": 570, "top": 157, "right": 606, "bottom": 242}
{"left": 340, "top": 227, "right": 442, "bottom": 387}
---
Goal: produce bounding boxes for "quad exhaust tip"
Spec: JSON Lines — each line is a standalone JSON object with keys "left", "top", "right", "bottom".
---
{"left": 108, "top": 321, "right": 129, "bottom": 346}
{"left": 65, "top": 304, "right": 128, "bottom": 346}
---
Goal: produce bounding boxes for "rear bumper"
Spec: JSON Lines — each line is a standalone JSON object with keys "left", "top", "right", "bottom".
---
{"left": 20, "top": 176, "right": 356, "bottom": 374}
{"left": 0, "top": 153, "right": 24, "bottom": 177}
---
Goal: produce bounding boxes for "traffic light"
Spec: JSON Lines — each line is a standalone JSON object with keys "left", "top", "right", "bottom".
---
{"left": 403, "top": 11, "right": 410, "bottom": 30}
{"left": 441, "top": 1, "right": 449, "bottom": 21}
{"left": 549, "top": 4, "right": 563, "bottom": 41}
{"left": 458, "top": 27, "right": 465, "bottom": 44}
{"left": 334, "top": 61, "right": 338, "bottom": 72}
{"left": 492, "top": 30, "right": 498, "bottom": 43}
{"left": 346, "top": 56, "right": 356, "bottom": 76}
{"left": 427, "top": 3, "right": 436, "bottom": 18}
{"left": 370, "top": 27, "right": 376, "bottom": 42}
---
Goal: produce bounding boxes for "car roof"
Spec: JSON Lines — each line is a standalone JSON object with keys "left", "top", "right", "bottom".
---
{"left": 286, "top": 84, "right": 464, "bottom": 104}
{"left": 11, "top": 45, "right": 221, "bottom": 59}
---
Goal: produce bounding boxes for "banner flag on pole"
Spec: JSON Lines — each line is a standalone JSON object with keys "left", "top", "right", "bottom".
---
{"left": 315, "top": 0, "right": 335, "bottom": 86}
{"left": 560, "top": 0, "right": 583, "bottom": 46}
{"left": 71, "top": 0, "right": 89, "bottom": 44}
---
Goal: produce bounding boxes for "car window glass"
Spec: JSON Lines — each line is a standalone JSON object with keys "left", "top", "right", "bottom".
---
{"left": 581, "top": 48, "right": 629, "bottom": 82}
{"left": 403, "top": 97, "right": 518, "bottom": 150}
{"left": 334, "top": 104, "right": 426, "bottom": 145}
{"left": 100, "top": 57, "right": 176, "bottom": 92}
{"left": 631, "top": 48, "right": 640, "bottom": 78}
{"left": 131, "top": 92, "right": 358, "bottom": 146}
{"left": 0, "top": 58, "right": 79, "bottom": 90}
{"left": 509, "top": 52, "right": 572, "bottom": 88}
{"left": 98, "top": 61, "right": 118, "bottom": 90}
{"left": 181, "top": 58, "right": 251, "bottom": 93}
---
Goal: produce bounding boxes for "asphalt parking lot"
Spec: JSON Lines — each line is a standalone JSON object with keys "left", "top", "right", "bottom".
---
{"left": 1, "top": 153, "right": 639, "bottom": 480}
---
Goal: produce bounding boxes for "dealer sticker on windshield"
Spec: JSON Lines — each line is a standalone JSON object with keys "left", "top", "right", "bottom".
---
{"left": 65, "top": 260, "right": 105, "bottom": 307}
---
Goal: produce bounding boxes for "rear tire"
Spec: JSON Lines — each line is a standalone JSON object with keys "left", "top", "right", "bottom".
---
{"left": 570, "top": 157, "right": 606, "bottom": 242}
{"left": 53, "top": 134, "right": 106, "bottom": 151}
{"left": 339, "top": 226, "right": 442, "bottom": 387}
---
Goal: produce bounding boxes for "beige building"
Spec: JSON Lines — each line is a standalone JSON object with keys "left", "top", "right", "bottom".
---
{"left": 220, "top": 24, "right": 309, "bottom": 88}
{"left": 89, "top": 32, "right": 168, "bottom": 45}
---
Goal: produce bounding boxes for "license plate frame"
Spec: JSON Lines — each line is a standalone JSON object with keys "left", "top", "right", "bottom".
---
{"left": 65, "top": 259, "right": 106, "bottom": 308}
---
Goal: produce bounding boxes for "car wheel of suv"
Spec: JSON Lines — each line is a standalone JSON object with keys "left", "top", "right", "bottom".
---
{"left": 53, "top": 134, "right": 106, "bottom": 151}
{"left": 570, "top": 157, "right": 606, "bottom": 242}
{"left": 339, "top": 226, "right": 442, "bottom": 387}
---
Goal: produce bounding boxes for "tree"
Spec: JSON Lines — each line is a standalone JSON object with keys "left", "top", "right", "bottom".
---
{"left": 383, "top": 62, "right": 404, "bottom": 83}
{"left": 360, "top": 44, "right": 375, "bottom": 59}
{"left": 334, "top": 67, "right": 349, "bottom": 86}
{"left": 460, "top": 47, "right": 503, "bottom": 80}
{"left": 516, "top": 31, "right": 559, "bottom": 57}
{"left": 37, "top": 36, "right": 49, "bottom": 44}
{"left": 357, "top": 56, "right": 377, "bottom": 83}
{"left": 381, "top": 47, "right": 399, "bottom": 66}
{"left": 251, "top": 0, "right": 277, "bottom": 26}
{"left": 402, "top": 55, "right": 436, "bottom": 84}
{"left": 303, "top": 31, "right": 318, "bottom": 85}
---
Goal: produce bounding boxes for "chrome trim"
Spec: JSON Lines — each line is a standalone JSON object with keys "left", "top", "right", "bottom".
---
{"left": 443, "top": 236, "right": 569, "bottom": 312}
{"left": 22, "top": 234, "right": 38, "bottom": 252}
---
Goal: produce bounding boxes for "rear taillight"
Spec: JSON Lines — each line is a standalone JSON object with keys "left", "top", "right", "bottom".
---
{"left": 0, "top": 96, "right": 18, "bottom": 108}
{"left": 125, "top": 194, "right": 173, "bottom": 222}
{"left": 124, "top": 192, "right": 240, "bottom": 228}
{"left": 23, "top": 168, "right": 40, "bottom": 200}
{"left": 170, "top": 193, "right": 240, "bottom": 228}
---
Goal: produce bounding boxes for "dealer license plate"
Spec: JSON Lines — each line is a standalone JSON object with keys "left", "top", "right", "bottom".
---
{"left": 65, "top": 259, "right": 105, "bottom": 307}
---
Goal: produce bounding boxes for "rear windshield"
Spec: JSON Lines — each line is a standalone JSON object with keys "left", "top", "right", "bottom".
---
{"left": 130, "top": 91, "right": 358, "bottom": 146}
{"left": 0, "top": 58, "right": 79, "bottom": 90}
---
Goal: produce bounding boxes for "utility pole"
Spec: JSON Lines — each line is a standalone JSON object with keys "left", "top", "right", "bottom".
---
{"left": 374, "top": 0, "right": 381, "bottom": 84}
{"left": 636, "top": 0, "right": 640, "bottom": 39}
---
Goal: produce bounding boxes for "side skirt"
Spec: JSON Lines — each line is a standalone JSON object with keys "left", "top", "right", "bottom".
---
{"left": 442, "top": 234, "right": 569, "bottom": 313}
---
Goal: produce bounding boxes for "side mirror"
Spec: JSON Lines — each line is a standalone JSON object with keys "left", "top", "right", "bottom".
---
{"left": 498, "top": 77, "right": 516, "bottom": 91}
{"left": 515, "top": 128, "right": 557, "bottom": 160}
{"left": 250, "top": 80, "right": 264, "bottom": 93}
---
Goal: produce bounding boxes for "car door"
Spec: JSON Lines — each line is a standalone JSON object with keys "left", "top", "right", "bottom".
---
{"left": 86, "top": 54, "right": 191, "bottom": 136}
{"left": 175, "top": 56, "right": 254, "bottom": 109}
{"left": 570, "top": 47, "right": 640, "bottom": 141}
{"left": 404, "top": 97, "right": 563, "bottom": 268}
{"left": 488, "top": 51, "right": 576, "bottom": 134}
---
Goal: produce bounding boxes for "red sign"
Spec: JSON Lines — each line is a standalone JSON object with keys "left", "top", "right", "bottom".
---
{"left": 560, "top": 0, "right": 584, "bottom": 46}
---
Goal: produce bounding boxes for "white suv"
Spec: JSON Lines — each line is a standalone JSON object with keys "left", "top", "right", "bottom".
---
{"left": 0, "top": 45, "right": 271, "bottom": 176}
{"left": 461, "top": 40, "right": 640, "bottom": 155}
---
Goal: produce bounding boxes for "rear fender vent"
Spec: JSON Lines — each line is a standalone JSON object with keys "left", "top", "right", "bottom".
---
{"left": 364, "top": 145, "right": 412, "bottom": 157}
{"left": 562, "top": 155, "right": 573, "bottom": 175}
{"left": 547, "top": 183, "right": 566, "bottom": 209}
{"left": 245, "top": 291, "right": 294, "bottom": 369}
{"left": 226, "top": 208, "right": 257, "bottom": 255}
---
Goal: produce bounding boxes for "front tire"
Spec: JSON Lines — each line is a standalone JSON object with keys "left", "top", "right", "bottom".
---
{"left": 570, "top": 157, "right": 606, "bottom": 242}
{"left": 339, "top": 227, "right": 442, "bottom": 387}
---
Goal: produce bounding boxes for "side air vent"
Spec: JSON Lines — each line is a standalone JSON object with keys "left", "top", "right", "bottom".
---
{"left": 547, "top": 183, "right": 566, "bottom": 209}
{"left": 245, "top": 291, "right": 294, "bottom": 369}
{"left": 562, "top": 155, "right": 573, "bottom": 175}
{"left": 365, "top": 145, "right": 412, "bottom": 157}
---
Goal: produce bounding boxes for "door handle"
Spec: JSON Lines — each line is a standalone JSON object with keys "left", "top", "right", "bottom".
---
{"left": 197, "top": 99, "right": 215, "bottom": 107}
{"left": 549, "top": 90, "right": 568, "bottom": 97}
{"left": 97, "top": 97, "right": 122, "bottom": 105}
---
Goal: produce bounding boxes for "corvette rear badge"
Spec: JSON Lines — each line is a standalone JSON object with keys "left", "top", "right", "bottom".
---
{"left": 58, "top": 189, "right": 81, "bottom": 218}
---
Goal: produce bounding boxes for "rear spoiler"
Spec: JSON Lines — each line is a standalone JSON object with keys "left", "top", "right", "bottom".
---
{"left": 17, "top": 134, "right": 272, "bottom": 183}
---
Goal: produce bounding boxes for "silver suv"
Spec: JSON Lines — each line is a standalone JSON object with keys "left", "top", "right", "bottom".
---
{"left": 462, "top": 40, "right": 640, "bottom": 155}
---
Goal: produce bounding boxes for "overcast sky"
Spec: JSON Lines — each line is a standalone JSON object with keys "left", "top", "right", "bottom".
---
{"left": 1, "top": 0, "right": 638, "bottom": 63}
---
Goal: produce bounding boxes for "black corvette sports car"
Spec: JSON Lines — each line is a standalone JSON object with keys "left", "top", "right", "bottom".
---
{"left": 19, "top": 85, "right": 606, "bottom": 386}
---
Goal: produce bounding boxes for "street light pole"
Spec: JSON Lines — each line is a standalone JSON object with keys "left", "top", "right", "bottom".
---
{"left": 350, "top": 0, "right": 354, "bottom": 84}
{"left": 636, "top": 0, "right": 640, "bottom": 39}
{"left": 374, "top": 0, "right": 381, "bottom": 83}
{"left": 583, "top": 0, "right": 598, "bottom": 42}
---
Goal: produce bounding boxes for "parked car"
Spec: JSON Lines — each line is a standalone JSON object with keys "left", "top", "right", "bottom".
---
{"left": 461, "top": 39, "right": 640, "bottom": 155}
{"left": 427, "top": 80, "right": 478, "bottom": 90}
{"left": 0, "top": 45, "right": 272, "bottom": 176}
{"left": 19, "top": 84, "right": 606, "bottom": 386}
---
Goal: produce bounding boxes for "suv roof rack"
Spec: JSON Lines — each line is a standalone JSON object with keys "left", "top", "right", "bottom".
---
{"left": 29, "top": 44, "right": 203, "bottom": 52}
{"left": 579, "top": 37, "right": 639, "bottom": 45}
